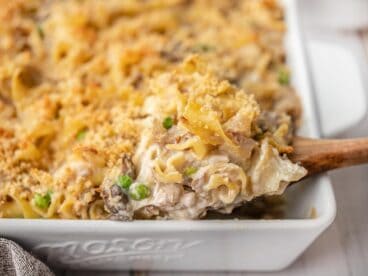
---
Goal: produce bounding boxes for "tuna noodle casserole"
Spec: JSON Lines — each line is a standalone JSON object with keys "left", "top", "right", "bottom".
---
{"left": 0, "top": 0, "right": 306, "bottom": 220}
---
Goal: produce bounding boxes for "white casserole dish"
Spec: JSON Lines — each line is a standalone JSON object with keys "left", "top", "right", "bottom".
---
{"left": 0, "top": 0, "right": 336, "bottom": 271}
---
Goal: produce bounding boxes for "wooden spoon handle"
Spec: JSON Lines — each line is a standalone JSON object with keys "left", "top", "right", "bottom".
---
{"left": 289, "top": 137, "right": 368, "bottom": 176}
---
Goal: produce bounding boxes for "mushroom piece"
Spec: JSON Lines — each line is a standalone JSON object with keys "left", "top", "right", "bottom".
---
{"left": 121, "top": 153, "right": 136, "bottom": 179}
{"left": 101, "top": 154, "right": 136, "bottom": 220}
{"left": 134, "top": 205, "right": 162, "bottom": 219}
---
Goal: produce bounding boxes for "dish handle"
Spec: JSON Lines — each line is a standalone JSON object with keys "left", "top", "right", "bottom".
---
{"left": 307, "top": 40, "right": 367, "bottom": 137}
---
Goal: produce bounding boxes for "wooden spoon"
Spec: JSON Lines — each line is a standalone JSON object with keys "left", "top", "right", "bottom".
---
{"left": 289, "top": 137, "right": 368, "bottom": 177}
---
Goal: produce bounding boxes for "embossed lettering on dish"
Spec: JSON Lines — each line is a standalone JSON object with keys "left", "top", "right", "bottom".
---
{"left": 33, "top": 238, "right": 203, "bottom": 266}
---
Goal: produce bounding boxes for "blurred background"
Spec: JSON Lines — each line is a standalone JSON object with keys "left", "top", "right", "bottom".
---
{"left": 62, "top": 1, "right": 368, "bottom": 275}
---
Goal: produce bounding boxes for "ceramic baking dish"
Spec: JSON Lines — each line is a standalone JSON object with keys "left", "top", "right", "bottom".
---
{"left": 0, "top": 0, "right": 337, "bottom": 271}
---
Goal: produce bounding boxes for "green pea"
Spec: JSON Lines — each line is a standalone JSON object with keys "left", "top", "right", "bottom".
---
{"left": 34, "top": 192, "right": 52, "bottom": 209}
{"left": 184, "top": 166, "right": 197, "bottom": 176}
{"left": 118, "top": 175, "right": 133, "bottom": 190}
{"left": 129, "top": 184, "right": 150, "bottom": 201}
{"left": 162, "top": 117, "right": 174, "bottom": 130}
{"left": 278, "top": 69, "right": 290, "bottom": 85}
{"left": 76, "top": 129, "right": 88, "bottom": 140}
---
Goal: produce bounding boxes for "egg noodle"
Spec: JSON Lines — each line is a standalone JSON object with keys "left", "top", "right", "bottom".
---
{"left": 0, "top": 0, "right": 306, "bottom": 220}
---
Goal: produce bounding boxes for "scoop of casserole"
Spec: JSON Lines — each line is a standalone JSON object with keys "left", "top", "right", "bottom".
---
{"left": 101, "top": 57, "right": 306, "bottom": 220}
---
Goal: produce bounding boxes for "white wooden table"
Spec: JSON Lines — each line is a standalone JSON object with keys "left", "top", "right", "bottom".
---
{"left": 62, "top": 4, "right": 368, "bottom": 276}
